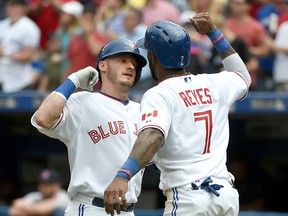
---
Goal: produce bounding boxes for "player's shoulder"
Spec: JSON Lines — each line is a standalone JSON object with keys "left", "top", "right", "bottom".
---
{"left": 127, "top": 99, "right": 140, "bottom": 111}
{"left": 128, "top": 99, "right": 140, "bottom": 106}
{"left": 141, "top": 84, "right": 173, "bottom": 103}
{"left": 142, "top": 85, "right": 162, "bottom": 97}
{"left": 69, "top": 91, "right": 96, "bottom": 103}
{"left": 195, "top": 71, "right": 235, "bottom": 81}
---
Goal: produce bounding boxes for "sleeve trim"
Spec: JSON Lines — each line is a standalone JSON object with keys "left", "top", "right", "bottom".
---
{"left": 233, "top": 71, "right": 249, "bottom": 101}
{"left": 50, "top": 111, "right": 64, "bottom": 130}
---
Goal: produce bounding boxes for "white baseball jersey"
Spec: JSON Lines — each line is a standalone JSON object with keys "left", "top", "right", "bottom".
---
{"left": 0, "top": 16, "right": 40, "bottom": 92}
{"left": 31, "top": 91, "right": 143, "bottom": 203}
{"left": 139, "top": 71, "right": 249, "bottom": 191}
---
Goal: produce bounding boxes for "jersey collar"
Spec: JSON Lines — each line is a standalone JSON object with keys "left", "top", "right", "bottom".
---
{"left": 97, "top": 91, "right": 130, "bottom": 105}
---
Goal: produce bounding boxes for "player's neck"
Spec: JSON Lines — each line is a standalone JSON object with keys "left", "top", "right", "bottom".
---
{"left": 159, "top": 69, "right": 188, "bottom": 82}
{"left": 100, "top": 85, "right": 129, "bottom": 101}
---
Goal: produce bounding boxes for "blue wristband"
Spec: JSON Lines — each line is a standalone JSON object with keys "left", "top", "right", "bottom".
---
{"left": 208, "top": 28, "right": 222, "bottom": 42}
{"left": 54, "top": 79, "right": 76, "bottom": 100}
{"left": 214, "top": 37, "right": 231, "bottom": 53}
{"left": 116, "top": 171, "right": 130, "bottom": 180}
{"left": 208, "top": 29, "right": 231, "bottom": 53}
{"left": 116, "top": 157, "right": 141, "bottom": 181}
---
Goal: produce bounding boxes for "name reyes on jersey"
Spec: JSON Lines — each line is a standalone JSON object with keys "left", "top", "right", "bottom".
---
{"left": 179, "top": 88, "right": 212, "bottom": 107}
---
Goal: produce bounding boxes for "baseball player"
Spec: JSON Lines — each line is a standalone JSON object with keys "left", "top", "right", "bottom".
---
{"left": 104, "top": 13, "right": 251, "bottom": 216}
{"left": 31, "top": 39, "right": 147, "bottom": 216}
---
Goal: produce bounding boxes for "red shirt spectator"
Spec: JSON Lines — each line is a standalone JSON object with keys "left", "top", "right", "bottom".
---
{"left": 28, "top": 0, "right": 60, "bottom": 49}
{"left": 141, "top": 0, "right": 180, "bottom": 26}
{"left": 68, "top": 31, "right": 107, "bottom": 73}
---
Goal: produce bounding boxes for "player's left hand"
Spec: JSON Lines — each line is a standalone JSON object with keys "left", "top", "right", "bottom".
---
{"left": 104, "top": 177, "right": 128, "bottom": 215}
{"left": 190, "top": 12, "right": 217, "bottom": 35}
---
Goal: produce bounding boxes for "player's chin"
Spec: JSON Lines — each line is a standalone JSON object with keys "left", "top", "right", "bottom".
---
{"left": 121, "top": 76, "right": 135, "bottom": 86}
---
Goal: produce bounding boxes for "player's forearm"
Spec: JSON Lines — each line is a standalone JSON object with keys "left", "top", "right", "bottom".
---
{"left": 207, "top": 28, "right": 251, "bottom": 86}
{"left": 35, "top": 77, "right": 76, "bottom": 130}
{"left": 222, "top": 53, "right": 251, "bottom": 87}
{"left": 130, "top": 128, "right": 164, "bottom": 168}
{"left": 35, "top": 92, "right": 67, "bottom": 129}
{"left": 116, "top": 128, "right": 164, "bottom": 180}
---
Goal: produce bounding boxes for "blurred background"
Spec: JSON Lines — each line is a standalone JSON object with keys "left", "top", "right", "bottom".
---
{"left": 1, "top": 0, "right": 288, "bottom": 215}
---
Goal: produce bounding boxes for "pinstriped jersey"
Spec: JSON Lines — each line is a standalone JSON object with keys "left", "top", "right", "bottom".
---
{"left": 139, "top": 71, "right": 249, "bottom": 191}
{"left": 31, "top": 91, "right": 143, "bottom": 203}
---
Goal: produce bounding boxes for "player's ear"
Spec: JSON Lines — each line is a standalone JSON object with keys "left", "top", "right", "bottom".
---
{"left": 98, "top": 60, "right": 107, "bottom": 72}
{"left": 149, "top": 52, "right": 160, "bottom": 68}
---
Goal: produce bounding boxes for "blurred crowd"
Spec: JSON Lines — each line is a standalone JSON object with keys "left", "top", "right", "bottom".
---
{"left": 0, "top": 1, "right": 288, "bottom": 213}
{"left": 0, "top": 169, "right": 69, "bottom": 216}
{"left": 0, "top": 0, "right": 288, "bottom": 94}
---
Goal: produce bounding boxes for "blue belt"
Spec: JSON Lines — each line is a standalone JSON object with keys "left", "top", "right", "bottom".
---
{"left": 92, "top": 197, "right": 135, "bottom": 212}
{"left": 191, "top": 177, "right": 224, "bottom": 197}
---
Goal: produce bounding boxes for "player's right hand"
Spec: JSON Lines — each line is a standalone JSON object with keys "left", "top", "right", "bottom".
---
{"left": 190, "top": 12, "right": 217, "bottom": 35}
{"left": 68, "top": 66, "right": 99, "bottom": 91}
{"left": 104, "top": 177, "right": 128, "bottom": 216}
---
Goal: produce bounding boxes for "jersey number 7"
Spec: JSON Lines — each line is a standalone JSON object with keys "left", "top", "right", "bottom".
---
{"left": 194, "top": 110, "right": 212, "bottom": 154}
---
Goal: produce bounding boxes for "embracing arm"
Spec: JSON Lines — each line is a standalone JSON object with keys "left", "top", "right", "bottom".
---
{"left": 104, "top": 128, "right": 164, "bottom": 215}
{"left": 130, "top": 128, "right": 164, "bottom": 167}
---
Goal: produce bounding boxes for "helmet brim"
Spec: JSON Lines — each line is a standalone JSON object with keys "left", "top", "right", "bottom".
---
{"left": 136, "top": 38, "right": 146, "bottom": 50}
{"left": 133, "top": 52, "right": 147, "bottom": 69}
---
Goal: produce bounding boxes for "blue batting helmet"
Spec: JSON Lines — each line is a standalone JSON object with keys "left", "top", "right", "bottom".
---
{"left": 97, "top": 39, "right": 147, "bottom": 86}
{"left": 137, "top": 20, "right": 190, "bottom": 68}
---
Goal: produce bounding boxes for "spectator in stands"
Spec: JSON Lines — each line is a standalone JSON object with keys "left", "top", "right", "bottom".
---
{"left": 189, "top": 0, "right": 228, "bottom": 19}
{"left": 209, "top": 14, "right": 259, "bottom": 76}
{"left": 127, "top": 0, "right": 145, "bottom": 8}
{"left": 224, "top": 0, "right": 273, "bottom": 89}
{"left": 8, "top": 169, "right": 69, "bottom": 216}
{"left": 278, "top": 0, "right": 288, "bottom": 24}
{"left": 140, "top": 0, "right": 180, "bottom": 26}
{"left": 27, "top": 0, "right": 61, "bottom": 51}
{"left": 119, "top": 7, "right": 155, "bottom": 93}
{"left": 169, "top": 0, "right": 190, "bottom": 12}
{"left": 189, "top": 0, "right": 212, "bottom": 13}
{"left": 179, "top": 10, "right": 211, "bottom": 75}
{"left": 95, "top": 0, "right": 127, "bottom": 41}
{"left": 0, "top": 0, "right": 41, "bottom": 93}
{"left": 255, "top": 0, "right": 283, "bottom": 90}
{"left": 63, "top": 5, "right": 107, "bottom": 90}
{"left": 45, "top": 0, "right": 83, "bottom": 91}
{"left": 119, "top": 7, "right": 146, "bottom": 49}
{"left": 267, "top": 0, "right": 288, "bottom": 91}
{"left": 256, "top": 0, "right": 282, "bottom": 37}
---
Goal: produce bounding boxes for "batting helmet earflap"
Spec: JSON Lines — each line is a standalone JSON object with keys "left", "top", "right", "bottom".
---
{"left": 136, "top": 20, "right": 191, "bottom": 68}
{"left": 96, "top": 39, "right": 147, "bottom": 86}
